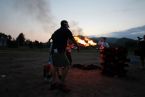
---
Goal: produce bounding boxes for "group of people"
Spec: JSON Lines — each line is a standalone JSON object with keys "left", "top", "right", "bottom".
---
{"left": 45, "top": 20, "right": 145, "bottom": 92}
{"left": 98, "top": 35, "right": 145, "bottom": 70}
{"left": 46, "top": 20, "right": 112, "bottom": 91}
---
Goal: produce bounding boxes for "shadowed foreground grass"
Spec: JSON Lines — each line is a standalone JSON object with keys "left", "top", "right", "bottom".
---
{"left": 0, "top": 49, "right": 145, "bottom": 97}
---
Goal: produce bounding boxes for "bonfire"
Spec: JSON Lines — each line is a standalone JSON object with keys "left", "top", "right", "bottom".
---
{"left": 74, "top": 36, "right": 97, "bottom": 47}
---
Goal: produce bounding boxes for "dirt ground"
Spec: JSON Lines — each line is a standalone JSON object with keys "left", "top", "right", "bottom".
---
{"left": 0, "top": 49, "right": 145, "bottom": 97}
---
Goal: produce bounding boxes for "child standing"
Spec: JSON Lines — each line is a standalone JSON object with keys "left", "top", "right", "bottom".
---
{"left": 66, "top": 40, "right": 74, "bottom": 65}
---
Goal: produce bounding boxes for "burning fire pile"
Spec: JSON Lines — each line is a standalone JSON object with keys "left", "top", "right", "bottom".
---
{"left": 74, "top": 36, "right": 97, "bottom": 47}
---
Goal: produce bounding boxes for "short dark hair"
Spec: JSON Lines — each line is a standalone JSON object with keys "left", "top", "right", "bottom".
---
{"left": 61, "top": 20, "right": 69, "bottom": 27}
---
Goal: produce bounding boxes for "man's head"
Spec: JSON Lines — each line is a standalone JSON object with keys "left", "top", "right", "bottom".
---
{"left": 61, "top": 20, "right": 69, "bottom": 28}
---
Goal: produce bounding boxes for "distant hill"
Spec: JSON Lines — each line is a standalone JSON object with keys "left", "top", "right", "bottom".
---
{"left": 114, "top": 37, "right": 137, "bottom": 48}
{"left": 90, "top": 37, "right": 137, "bottom": 48}
{"left": 91, "top": 37, "right": 118, "bottom": 43}
{"left": 108, "top": 25, "right": 145, "bottom": 39}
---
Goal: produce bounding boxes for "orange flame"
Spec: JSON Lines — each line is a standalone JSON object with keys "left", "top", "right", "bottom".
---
{"left": 74, "top": 36, "right": 97, "bottom": 47}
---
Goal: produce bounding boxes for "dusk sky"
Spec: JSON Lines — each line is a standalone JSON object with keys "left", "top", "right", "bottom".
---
{"left": 0, "top": 0, "right": 145, "bottom": 42}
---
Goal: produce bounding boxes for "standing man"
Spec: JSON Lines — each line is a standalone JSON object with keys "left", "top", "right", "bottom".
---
{"left": 50, "top": 20, "right": 79, "bottom": 91}
{"left": 138, "top": 35, "right": 145, "bottom": 69}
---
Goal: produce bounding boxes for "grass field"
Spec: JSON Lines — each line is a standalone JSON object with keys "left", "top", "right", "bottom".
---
{"left": 0, "top": 48, "right": 145, "bottom": 97}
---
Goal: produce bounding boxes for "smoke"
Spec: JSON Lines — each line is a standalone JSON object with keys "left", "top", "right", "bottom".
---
{"left": 69, "top": 21, "right": 84, "bottom": 36}
{"left": 0, "top": 0, "right": 83, "bottom": 42}
{"left": 13, "top": 0, "right": 54, "bottom": 32}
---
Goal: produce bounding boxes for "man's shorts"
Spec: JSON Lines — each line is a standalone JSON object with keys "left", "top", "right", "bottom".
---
{"left": 52, "top": 52, "right": 70, "bottom": 67}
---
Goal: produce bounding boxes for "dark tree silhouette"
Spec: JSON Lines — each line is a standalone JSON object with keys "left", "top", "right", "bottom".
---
{"left": 7, "top": 35, "right": 12, "bottom": 47}
{"left": 16, "top": 33, "right": 25, "bottom": 46}
{"left": 34, "top": 40, "right": 39, "bottom": 47}
{"left": 0, "top": 32, "right": 8, "bottom": 47}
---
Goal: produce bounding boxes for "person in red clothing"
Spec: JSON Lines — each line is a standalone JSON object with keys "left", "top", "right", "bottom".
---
{"left": 66, "top": 40, "right": 74, "bottom": 65}
{"left": 98, "top": 37, "right": 110, "bottom": 65}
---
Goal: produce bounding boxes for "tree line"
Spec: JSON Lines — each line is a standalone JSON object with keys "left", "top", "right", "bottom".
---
{"left": 0, "top": 32, "right": 48, "bottom": 48}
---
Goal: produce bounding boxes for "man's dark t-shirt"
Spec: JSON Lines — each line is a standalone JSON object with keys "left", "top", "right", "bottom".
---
{"left": 51, "top": 27, "right": 74, "bottom": 53}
